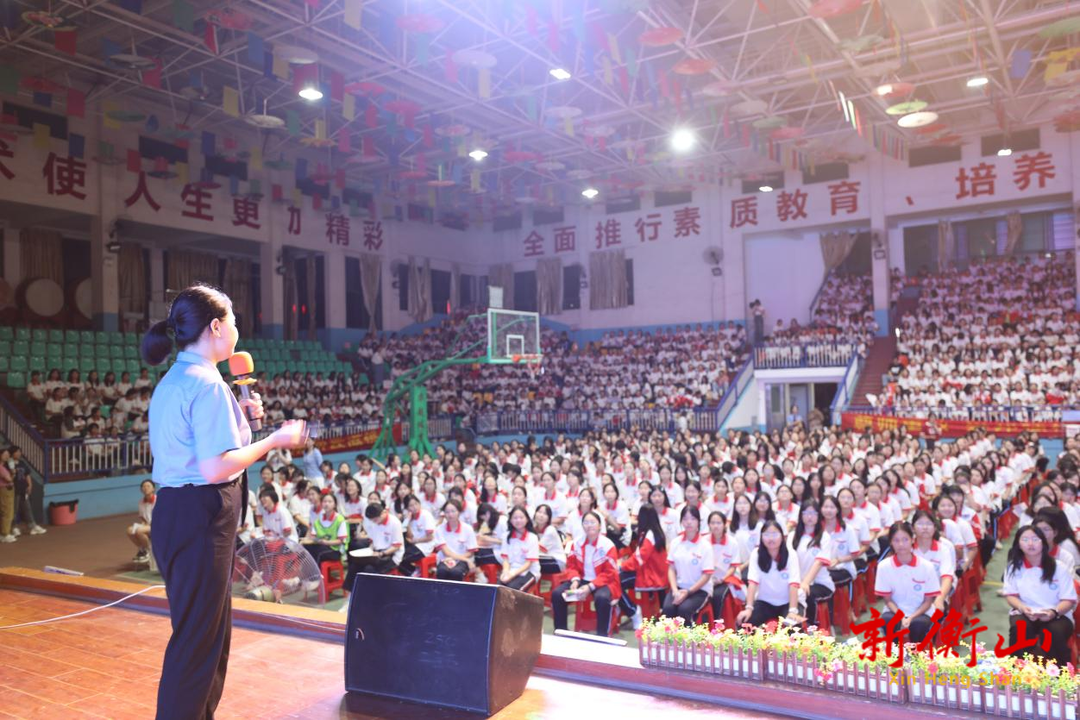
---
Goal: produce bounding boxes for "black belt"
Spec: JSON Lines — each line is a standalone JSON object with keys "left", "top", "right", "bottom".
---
{"left": 173, "top": 472, "right": 249, "bottom": 527}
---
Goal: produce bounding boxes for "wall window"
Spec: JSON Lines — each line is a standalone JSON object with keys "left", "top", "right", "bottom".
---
{"left": 562, "top": 265, "right": 581, "bottom": 310}
{"left": 626, "top": 259, "right": 635, "bottom": 306}
{"left": 345, "top": 256, "right": 382, "bottom": 330}
{"left": 514, "top": 270, "right": 537, "bottom": 312}
{"left": 396, "top": 263, "right": 409, "bottom": 311}
{"left": 431, "top": 269, "right": 451, "bottom": 314}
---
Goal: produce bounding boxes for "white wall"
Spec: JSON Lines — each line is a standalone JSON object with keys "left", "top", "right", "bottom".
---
{"left": 744, "top": 229, "right": 827, "bottom": 327}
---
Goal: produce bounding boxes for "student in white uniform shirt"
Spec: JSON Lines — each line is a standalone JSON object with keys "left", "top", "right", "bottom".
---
{"left": 705, "top": 478, "right": 734, "bottom": 518}
{"left": 729, "top": 493, "right": 763, "bottom": 551}
{"left": 564, "top": 488, "right": 607, "bottom": 547}
{"left": 706, "top": 511, "right": 749, "bottom": 620}
{"left": 650, "top": 486, "right": 682, "bottom": 545}
{"left": 401, "top": 495, "right": 437, "bottom": 576}
{"left": 874, "top": 521, "right": 941, "bottom": 644}
{"left": 257, "top": 486, "right": 296, "bottom": 540}
{"left": 820, "top": 495, "right": 862, "bottom": 588}
{"left": 737, "top": 520, "right": 802, "bottom": 628}
{"left": 534, "top": 504, "right": 567, "bottom": 574}
{"left": 772, "top": 485, "right": 800, "bottom": 533}
{"left": 598, "top": 482, "right": 631, "bottom": 549}
{"left": 499, "top": 506, "right": 541, "bottom": 592}
{"left": 932, "top": 493, "right": 978, "bottom": 573}
{"left": 433, "top": 499, "right": 478, "bottom": 581}
{"left": 302, "top": 492, "right": 349, "bottom": 566}
{"left": 911, "top": 510, "right": 956, "bottom": 611}
{"left": 534, "top": 472, "right": 568, "bottom": 527}
{"left": 126, "top": 479, "right": 156, "bottom": 564}
{"left": 1033, "top": 508, "right": 1080, "bottom": 576}
{"left": 790, "top": 502, "right": 835, "bottom": 624}
{"left": 418, "top": 474, "right": 446, "bottom": 520}
{"left": 661, "top": 506, "right": 715, "bottom": 625}
{"left": 344, "top": 501, "right": 404, "bottom": 594}
{"left": 552, "top": 512, "right": 622, "bottom": 637}
{"left": 1002, "top": 525, "right": 1077, "bottom": 667}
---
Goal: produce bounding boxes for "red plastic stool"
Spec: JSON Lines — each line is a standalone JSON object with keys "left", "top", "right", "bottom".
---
{"left": 637, "top": 590, "right": 662, "bottom": 621}
{"left": 696, "top": 602, "right": 715, "bottom": 627}
{"left": 721, "top": 593, "right": 745, "bottom": 629}
{"left": 481, "top": 564, "right": 500, "bottom": 585}
{"left": 319, "top": 559, "right": 345, "bottom": 602}
{"left": 815, "top": 598, "right": 833, "bottom": 634}
{"left": 540, "top": 572, "right": 569, "bottom": 608}
{"left": 418, "top": 555, "right": 438, "bottom": 579}
{"left": 574, "top": 599, "right": 619, "bottom": 636}
{"left": 832, "top": 582, "right": 854, "bottom": 636}
{"left": 852, "top": 573, "right": 868, "bottom": 616}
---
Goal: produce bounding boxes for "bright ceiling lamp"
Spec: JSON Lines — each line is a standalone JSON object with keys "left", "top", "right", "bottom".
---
{"left": 582, "top": 187, "right": 599, "bottom": 199}
{"left": 997, "top": 147, "right": 1012, "bottom": 157}
{"left": 966, "top": 76, "right": 989, "bottom": 88}
{"left": 549, "top": 68, "right": 572, "bottom": 81}
{"left": 758, "top": 185, "right": 774, "bottom": 193}
{"left": 468, "top": 148, "right": 488, "bottom": 161}
{"left": 670, "top": 127, "right": 695, "bottom": 153}
{"left": 298, "top": 83, "right": 323, "bottom": 101}
{"left": 897, "top": 110, "right": 939, "bottom": 128}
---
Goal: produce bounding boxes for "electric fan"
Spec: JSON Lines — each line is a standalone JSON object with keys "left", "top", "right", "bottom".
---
{"left": 233, "top": 536, "right": 326, "bottom": 605}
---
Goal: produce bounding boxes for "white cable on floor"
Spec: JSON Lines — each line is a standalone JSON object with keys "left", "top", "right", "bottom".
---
{"left": 0, "top": 584, "right": 167, "bottom": 631}
{"left": 0, "top": 583, "right": 346, "bottom": 635}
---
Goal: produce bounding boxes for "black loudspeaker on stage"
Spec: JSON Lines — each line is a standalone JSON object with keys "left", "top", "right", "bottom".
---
{"left": 344, "top": 574, "right": 544, "bottom": 715}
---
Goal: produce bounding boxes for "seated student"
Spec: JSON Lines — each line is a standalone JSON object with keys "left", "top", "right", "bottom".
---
{"left": 552, "top": 511, "right": 621, "bottom": 637}
{"left": 820, "top": 495, "right": 861, "bottom": 588}
{"left": 875, "top": 521, "right": 941, "bottom": 644}
{"left": 707, "top": 510, "right": 749, "bottom": 622}
{"left": 534, "top": 504, "right": 567, "bottom": 575}
{"left": 790, "top": 502, "right": 834, "bottom": 624}
{"left": 257, "top": 486, "right": 296, "bottom": 540}
{"left": 618, "top": 505, "right": 669, "bottom": 628}
{"left": 402, "top": 494, "right": 437, "bottom": 576}
{"left": 344, "top": 502, "right": 405, "bottom": 594}
{"left": 499, "top": 506, "right": 541, "bottom": 592}
{"left": 911, "top": 510, "right": 956, "bottom": 613}
{"left": 598, "top": 482, "right": 631, "bottom": 549}
{"left": 662, "top": 506, "right": 715, "bottom": 626}
{"left": 126, "top": 479, "right": 155, "bottom": 565}
{"left": 474, "top": 503, "right": 507, "bottom": 571}
{"left": 434, "top": 499, "right": 478, "bottom": 581}
{"left": 1033, "top": 507, "right": 1080, "bottom": 575}
{"left": 302, "top": 492, "right": 349, "bottom": 566}
{"left": 288, "top": 479, "right": 313, "bottom": 538}
{"left": 737, "top": 520, "right": 801, "bottom": 628}
{"left": 1003, "top": 525, "right": 1078, "bottom": 667}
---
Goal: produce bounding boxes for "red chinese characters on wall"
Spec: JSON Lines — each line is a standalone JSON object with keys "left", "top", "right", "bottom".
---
{"left": 730, "top": 197, "right": 758, "bottom": 228}
{"left": 362, "top": 219, "right": 384, "bottom": 250}
{"left": 955, "top": 151, "right": 1058, "bottom": 199}
{"left": 325, "top": 213, "right": 349, "bottom": 246}
{"left": 231, "top": 197, "right": 260, "bottom": 229}
{"left": 523, "top": 230, "right": 545, "bottom": 257}
{"left": 180, "top": 184, "right": 213, "bottom": 221}
{"left": 43, "top": 152, "right": 86, "bottom": 200}
{"left": 287, "top": 206, "right": 302, "bottom": 236}
{"left": 124, "top": 171, "right": 160, "bottom": 212}
{"left": 553, "top": 225, "right": 576, "bottom": 253}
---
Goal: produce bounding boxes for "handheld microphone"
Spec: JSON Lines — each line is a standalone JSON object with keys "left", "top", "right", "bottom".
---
{"left": 228, "top": 352, "right": 262, "bottom": 432}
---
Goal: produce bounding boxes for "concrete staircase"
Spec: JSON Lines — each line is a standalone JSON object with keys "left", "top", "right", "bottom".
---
{"left": 849, "top": 287, "right": 920, "bottom": 406}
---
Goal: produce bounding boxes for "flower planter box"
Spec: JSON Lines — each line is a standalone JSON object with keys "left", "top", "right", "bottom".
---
{"left": 765, "top": 651, "right": 906, "bottom": 703}
{"left": 908, "top": 672, "right": 1079, "bottom": 720}
{"left": 639, "top": 639, "right": 764, "bottom": 680}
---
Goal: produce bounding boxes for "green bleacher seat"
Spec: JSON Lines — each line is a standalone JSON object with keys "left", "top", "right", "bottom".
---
{"left": 0, "top": 341, "right": 9, "bottom": 356}
{"left": 0, "top": 357, "right": 8, "bottom": 373}
{"left": 10, "top": 356, "right": 27, "bottom": 372}
{"left": 31, "top": 329, "right": 46, "bottom": 342}
{"left": 47, "top": 329, "right": 62, "bottom": 343}
{"left": 62, "top": 343, "right": 78, "bottom": 357}
{"left": 46, "top": 343, "right": 61, "bottom": 358}
{"left": 124, "top": 332, "right": 140, "bottom": 344}
{"left": 29, "top": 356, "right": 44, "bottom": 373}
{"left": 79, "top": 330, "right": 94, "bottom": 344}
{"left": 6, "top": 371, "right": 25, "bottom": 388}
{"left": 79, "top": 358, "right": 94, "bottom": 374}
{"left": 29, "top": 341, "right": 46, "bottom": 357}
{"left": 124, "top": 346, "right": 138, "bottom": 359}
{"left": 110, "top": 345, "right": 124, "bottom": 359}
{"left": 108, "top": 331, "right": 123, "bottom": 344}
{"left": 95, "top": 344, "right": 109, "bottom": 357}
{"left": 62, "top": 357, "right": 77, "bottom": 372}
{"left": 0, "top": 327, "right": 12, "bottom": 341}
{"left": 80, "top": 344, "right": 96, "bottom": 357}
{"left": 13, "top": 340, "right": 28, "bottom": 356}
{"left": 15, "top": 328, "right": 29, "bottom": 341}
{"left": 127, "top": 359, "right": 140, "bottom": 374}
{"left": 64, "top": 330, "right": 79, "bottom": 342}
{"left": 94, "top": 358, "right": 112, "bottom": 374}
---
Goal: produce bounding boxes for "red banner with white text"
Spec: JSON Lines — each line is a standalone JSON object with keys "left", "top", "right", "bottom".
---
{"left": 841, "top": 413, "right": 1063, "bottom": 438}
{"left": 313, "top": 423, "right": 403, "bottom": 454}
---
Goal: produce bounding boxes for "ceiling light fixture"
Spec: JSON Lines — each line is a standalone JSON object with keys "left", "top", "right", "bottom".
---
{"left": 671, "top": 127, "right": 695, "bottom": 153}
{"left": 758, "top": 185, "right": 774, "bottom": 193}
{"left": 582, "top": 187, "right": 599, "bottom": 199}
{"left": 468, "top": 149, "right": 488, "bottom": 161}
{"left": 298, "top": 83, "right": 323, "bottom": 101}
{"left": 966, "top": 76, "right": 989, "bottom": 88}
{"left": 997, "top": 147, "right": 1013, "bottom": 157}
{"left": 549, "top": 68, "right": 572, "bottom": 81}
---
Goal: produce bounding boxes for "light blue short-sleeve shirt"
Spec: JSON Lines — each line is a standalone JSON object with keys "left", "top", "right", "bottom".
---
{"left": 150, "top": 350, "right": 252, "bottom": 488}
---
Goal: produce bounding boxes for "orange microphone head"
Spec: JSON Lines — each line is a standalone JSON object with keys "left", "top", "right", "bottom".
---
{"left": 228, "top": 352, "right": 256, "bottom": 378}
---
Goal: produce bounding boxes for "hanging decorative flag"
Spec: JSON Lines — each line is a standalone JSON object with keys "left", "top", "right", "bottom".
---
{"left": 602, "top": 55, "right": 614, "bottom": 85}
{"left": 54, "top": 28, "right": 77, "bottom": 56}
{"left": 343, "top": 0, "right": 362, "bottom": 29}
{"left": 338, "top": 131, "right": 350, "bottom": 153}
{"left": 117, "top": 0, "right": 143, "bottom": 13}
{"left": 229, "top": 175, "right": 240, "bottom": 196}
{"left": 1011, "top": 49, "right": 1032, "bottom": 80}
{"left": 103, "top": 101, "right": 120, "bottom": 129}
{"left": 173, "top": 0, "right": 194, "bottom": 32}
{"left": 564, "top": 117, "right": 574, "bottom": 136}
{"left": 272, "top": 53, "right": 289, "bottom": 79}
{"left": 222, "top": 86, "right": 239, "bottom": 117}
{"left": 102, "top": 38, "right": 122, "bottom": 59}
{"left": 32, "top": 123, "right": 49, "bottom": 150}
{"left": 250, "top": 144, "right": 262, "bottom": 170}
{"left": 246, "top": 32, "right": 265, "bottom": 66}
{"left": 547, "top": 20, "right": 559, "bottom": 53}
{"left": 201, "top": 131, "right": 216, "bottom": 157}
{"left": 272, "top": 184, "right": 283, "bottom": 201}
{"left": 142, "top": 58, "right": 162, "bottom": 89}
{"left": 0, "top": 65, "right": 17, "bottom": 96}
{"left": 126, "top": 148, "right": 142, "bottom": 172}
{"left": 330, "top": 71, "right": 344, "bottom": 102}
{"left": 66, "top": 87, "right": 85, "bottom": 118}
{"left": 343, "top": 94, "right": 356, "bottom": 120}
{"left": 286, "top": 110, "right": 300, "bottom": 135}
{"left": 68, "top": 133, "right": 85, "bottom": 158}
{"left": 176, "top": 161, "right": 188, "bottom": 185}
{"left": 32, "top": 92, "right": 52, "bottom": 109}
{"left": 626, "top": 46, "right": 639, "bottom": 78}
{"left": 416, "top": 34, "right": 430, "bottom": 64}
{"left": 365, "top": 102, "right": 377, "bottom": 128}
{"left": 606, "top": 32, "right": 621, "bottom": 64}
{"left": 204, "top": 21, "right": 218, "bottom": 54}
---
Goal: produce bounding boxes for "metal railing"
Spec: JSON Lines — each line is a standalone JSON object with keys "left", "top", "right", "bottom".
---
{"left": 754, "top": 343, "right": 860, "bottom": 369}
{"left": 842, "top": 404, "right": 1079, "bottom": 423}
{"left": 831, "top": 353, "right": 865, "bottom": 426}
{"left": 0, "top": 393, "right": 47, "bottom": 479}
{"left": 716, "top": 359, "right": 753, "bottom": 428}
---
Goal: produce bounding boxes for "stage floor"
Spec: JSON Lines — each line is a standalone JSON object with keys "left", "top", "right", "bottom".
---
{"left": 0, "top": 588, "right": 783, "bottom": 720}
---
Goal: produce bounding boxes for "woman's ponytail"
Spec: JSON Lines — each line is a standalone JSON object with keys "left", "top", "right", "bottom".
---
{"left": 142, "top": 319, "right": 174, "bottom": 366}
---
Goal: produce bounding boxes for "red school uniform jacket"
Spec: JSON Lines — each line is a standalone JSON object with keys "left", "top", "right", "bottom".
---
{"left": 622, "top": 530, "right": 668, "bottom": 591}
{"left": 566, "top": 534, "right": 622, "bottom": 600}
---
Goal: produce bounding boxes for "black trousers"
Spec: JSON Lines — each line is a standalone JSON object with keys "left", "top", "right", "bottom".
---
{"left": 398, "top": 542, "right": 426, "bottom": 576}
{"left": 552, "top": 581, "right": 614, "bottom": 636}
{"left": 747, "top": 600, "right": 790, "bottom": 627}
{"left": 1008, "top": 615, "right": 1073, "bottom": 667}
{"left": 805, "top": 584, "right": 833, "bottom": 624}
{"left": 152, "top": 479, "right": 241, "bottom": 720}
{"left": 662, "top": 589, "right": 710, "bottom": 626}
{"left": 303, "top": 543, "right": 343, "bottom": 567}
{"left": 500, "top": 573, "right": 537, "bottom": 592}
{"left": 436, "top": 559, "right": 470, "bottom": 581}
{"left": 881, "top": 611, "right": 933, "bottom": 644}
{"left": 345, "top": 538, "right": 398, "bottom": 592}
